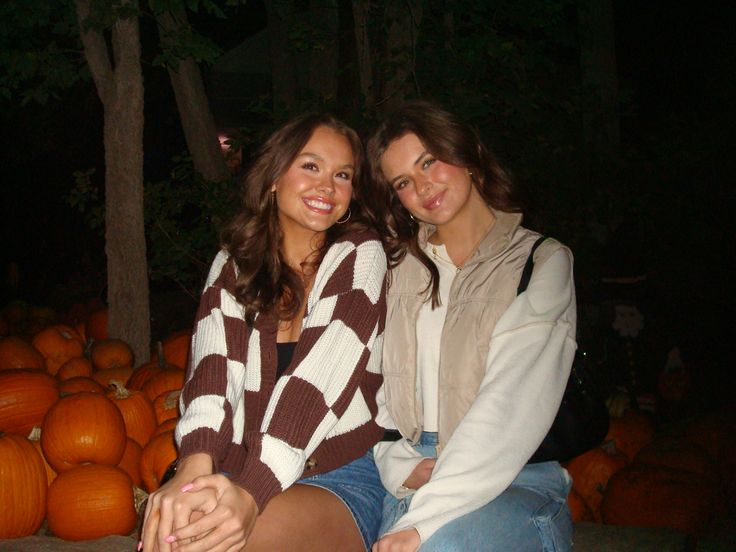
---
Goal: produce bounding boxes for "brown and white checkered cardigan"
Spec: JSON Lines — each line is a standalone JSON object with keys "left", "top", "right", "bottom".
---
{"left": 176, "top": 229, "right": 387, "bottom": 511}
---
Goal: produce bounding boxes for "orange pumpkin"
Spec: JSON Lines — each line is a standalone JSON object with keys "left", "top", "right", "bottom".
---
{"left": 41, "top": 392, "right": 127, "bottom": 472}
{"left": 127, "top": 361, "right": 164, "bottom": 391}
{"left": 117, "top": 437, "right": 143, "bottom": 487}
{"left": 56, "top": 356, "right": 94, "bottom": 381}
{"left": 634, "top": 437, "right": 717, "bottom": 481}
{"left": 604, "top": 409, "right": 655, "bottom": 461}
{"left": 159, "top": 330, "right": 192, "bottom": 370}
{"left": 91, "top": 338, "right": 134, "bottom": 371}
{"left": 28, "top": 427, "right": 57, "bottom": 486}
{"left": 85, "top": 308, "right": 109, "bottom": 342}
{"left": 566, "top": 441, "right": 629, "bottom": 520}
{"left": 59, "top": 375, "right": 106, "bottom": 395}
{"left": 0, "top": 369, "right": 59, "bottom": 435}
{"left": 153, "top": 389, "right": 181, "bottom": 425}
{"left": 0, "top": 336, "right": 46, "bottom": 371}
{"left": 92, "top": 366, "right": 133, "bottom": 388}
{"left": 0, "top": 432, "right": 48, "bottom": 538}
{"left": 31, "top": 324, "right": 85, "bottom": 375}
{"left": 567, "top": 487, "right": 594, "bottom": 523}
{"left": 154, "top": 418, "right": 178, "bottom": 437}
{"left": 140, "top": 430, "right": 178, "bottom": 492}
{"left": 107, "top": 380, "right": 157, "bottom": 448}
{"left": 142, "top": 368, "right": 185, "bottom": 402}
{"left": 601, "top": 464, "right": 717, "bottom": 535}
{"left": 47, "top": 464, "right": 136, "bottom": 540}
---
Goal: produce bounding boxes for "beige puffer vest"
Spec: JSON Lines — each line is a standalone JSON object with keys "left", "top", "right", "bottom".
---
{"left": 382, "top": 210, "right": 565, "bottom": 449}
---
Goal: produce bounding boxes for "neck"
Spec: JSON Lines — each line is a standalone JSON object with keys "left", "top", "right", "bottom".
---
{"left": 281, "top": 227, "right": 324, "bottom": 273}
{"left": 431, "top": 191, "right": 495, "bottom": 267}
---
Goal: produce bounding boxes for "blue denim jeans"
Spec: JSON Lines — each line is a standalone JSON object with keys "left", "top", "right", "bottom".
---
{"left": 379, "top": 432, "right": 573, "bottom": 552}
{"left": 299, "top": 450, "right": 385, "bottom": 550}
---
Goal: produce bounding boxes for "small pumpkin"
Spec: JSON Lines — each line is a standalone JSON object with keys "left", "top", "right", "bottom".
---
{"left": 153, "top": 389, "right": 181, "bottom": 425}
{"left": 31, "top": 324, "right": 85, "bottom": 375}
{"left": 59, "top": 375, "right": 106, "bottom": 395}
{"left": 91, "top": 338, "right": 134, "bottom": 371}
{"left": 92, "top": 366, "right": 133, "bottom": 388}
{"left": 47, "top": 464, "right": 136, "bottom": 541}
{"left": 604, "top": 408, "right": 655, "bottom": 461}
{"left": 0, "top": 431, "right": 48, "bottom": 538}
{"left": 41, "top": 392, "right": 127, "bottom": 472}
{"left": 56, "top": 356, "right": 94, "bottom": 381}
{"left": 117, "top": 437, "right": 143, "bottom": 487}
{"left": 567, "top": 488, "right": 594, "bottom": 523}
{"left": 140, "top": 429, "right": 178, "bottom": 493}
{"left": 106, "top": 380, "right": 157, "bottom": 448}
{"left": 142, "top": 368, "right": 185, "bottom": 402}
{"left": 0, "top": 369, "right": 59, "bottom": 435}
{"left": 159, "top": 330, "right": 192, "bottom": 370}
{"left": 154, "top": 418, "right": 178, "bottom": 437}
{"left": 28, "top": 427, "right": 57, "bottom": 486}
{"left": 0, "top": 336, "right": 46, "bottom": 371}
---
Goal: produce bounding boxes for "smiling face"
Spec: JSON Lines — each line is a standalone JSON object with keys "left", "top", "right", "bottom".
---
{"left": 272, "top": 125, "right": 355, "bottom": 243}
{"left": 380, "top": 132, "right": 484, "bottom": 229}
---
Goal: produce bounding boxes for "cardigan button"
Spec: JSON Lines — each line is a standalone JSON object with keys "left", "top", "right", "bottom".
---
{"left": 305, "top": 457, "right": 318, "bottom": 470}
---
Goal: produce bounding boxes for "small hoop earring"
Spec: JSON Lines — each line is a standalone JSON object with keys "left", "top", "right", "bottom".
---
{"left": 336, "top": 207, "right": 351, "bottom": 224}
{"left": 408, "top": 212, "right": 416, "bottom": 222}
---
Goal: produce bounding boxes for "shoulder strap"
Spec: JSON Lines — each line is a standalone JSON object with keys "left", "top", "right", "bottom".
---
{"left": 517, "top": 236, "right": 547, "bottom": 296}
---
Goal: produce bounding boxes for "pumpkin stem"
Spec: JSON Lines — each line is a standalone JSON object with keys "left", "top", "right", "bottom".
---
{"left": 84, "top": 337, "right": 95, "bottom": 358}
{"left": 28, "top": 426, "right": 42, "bottom": 441}
{"left": 156, "top": 341, "right": 166, "bottom": 368}
{"left": 164, "top": 390, "right": 181, "bottom": 410}
{"left": 108, "top": 379, "right": 132, "bottom": 399}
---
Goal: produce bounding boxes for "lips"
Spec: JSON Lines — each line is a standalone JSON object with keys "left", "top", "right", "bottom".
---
{"left": 303, "top": 197, "right": 335, "bottom": 214}
{"left": 422, "top": 190, "right": 445, "bottom": 211}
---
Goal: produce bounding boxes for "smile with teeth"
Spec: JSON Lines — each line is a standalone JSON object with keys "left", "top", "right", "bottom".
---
{"left": 303, "top": 197, "right": 335, "bottom": 213}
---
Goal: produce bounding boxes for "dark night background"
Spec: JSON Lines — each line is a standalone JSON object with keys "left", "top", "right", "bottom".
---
{"left": 1, "top": 2, "right": 734, "bottom": 407}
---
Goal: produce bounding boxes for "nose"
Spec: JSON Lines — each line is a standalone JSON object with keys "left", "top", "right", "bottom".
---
{"left": 317, "top": 175, "right": 335, "bottom": 195}
{"left": 416, "top": 174, "right": 432, "bottom": 196}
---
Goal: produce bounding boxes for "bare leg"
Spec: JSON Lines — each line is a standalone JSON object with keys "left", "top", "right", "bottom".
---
{"left": 245, "top": 483, "right": 365, "bottom": 552}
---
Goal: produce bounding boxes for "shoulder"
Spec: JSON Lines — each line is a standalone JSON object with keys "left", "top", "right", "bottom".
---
{"left": 513, "top": 227, "right": 573, "bottom": 268}
{"left": 327, "top": 228, "right": 387, "bottom": 264}
{"left": 204, "top": 249, "right": 238, "bottom": 291}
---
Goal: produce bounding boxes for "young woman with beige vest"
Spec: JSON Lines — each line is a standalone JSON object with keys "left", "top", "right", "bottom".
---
{"left": 366, "top": 100, "right": 577, "bottom": 552}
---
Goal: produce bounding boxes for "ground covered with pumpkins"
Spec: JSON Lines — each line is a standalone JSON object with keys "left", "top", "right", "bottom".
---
{"left": 0, "top": 301, "right": 734, "bottom": 551}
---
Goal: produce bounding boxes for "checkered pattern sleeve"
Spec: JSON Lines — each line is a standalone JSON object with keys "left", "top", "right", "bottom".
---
{"left": 233, "top": 235, "right": 387, "bottom": 510}
{"left": 175, "top": 249, "right": 249, "bottom": 471}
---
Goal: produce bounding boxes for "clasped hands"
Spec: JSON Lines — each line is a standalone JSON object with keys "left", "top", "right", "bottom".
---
{"left": 141, "top": 453, "right": 257, "bottom": 552}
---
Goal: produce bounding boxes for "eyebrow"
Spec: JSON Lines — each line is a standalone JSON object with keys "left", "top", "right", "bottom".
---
{"left": 298, "top": 152, "right": 354, "bottom": 170}
{"left": 388, "top": 150, "right": 429, "bottom": 187}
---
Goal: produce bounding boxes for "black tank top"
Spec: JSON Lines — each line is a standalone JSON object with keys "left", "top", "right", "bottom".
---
{"left": 275, "top": 341, "right": 297, "bottom": 380}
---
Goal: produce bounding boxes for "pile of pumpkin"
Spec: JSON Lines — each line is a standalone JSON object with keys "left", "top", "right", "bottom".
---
{"left": 0, "top": 302, "right": 192, "bottom": 541}
{"left": 565, "top": 405, "right": 736, "bottom": 537}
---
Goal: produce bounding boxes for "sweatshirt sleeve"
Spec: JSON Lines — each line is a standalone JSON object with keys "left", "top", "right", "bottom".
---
{"left": 385, "top": 247, "right": 577, "bottom": 543}
{"left": 233, "top": 238, "right": 388, "bottom": 510}
{"left": 176, "top": 250, "right": 249, "bottom": 469}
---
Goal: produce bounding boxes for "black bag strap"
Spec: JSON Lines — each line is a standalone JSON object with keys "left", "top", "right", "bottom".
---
{"left": 517, "top": 236, "right": 547, "bottom": 296}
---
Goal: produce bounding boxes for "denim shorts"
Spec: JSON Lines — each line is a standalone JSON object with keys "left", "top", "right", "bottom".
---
{"left": 298, "top": 450, "right": 386, "bottom": 550}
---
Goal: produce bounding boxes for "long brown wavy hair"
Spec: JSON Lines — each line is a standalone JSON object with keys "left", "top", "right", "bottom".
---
{"left": 366, "top": 100, "right": 522, "bottom": 306}
{"left": 222, "top": 113, "right": 380, "bottom": 323}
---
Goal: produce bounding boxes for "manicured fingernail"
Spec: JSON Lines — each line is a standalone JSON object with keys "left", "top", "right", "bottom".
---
{"left": 165, "top": 535, "right": 177, "bottom": 544}
{"left": 180, "top": 483, "right": 194, "bottom": 492}
{"left": 137, "top": 541, "right": 142, "bottom": 551}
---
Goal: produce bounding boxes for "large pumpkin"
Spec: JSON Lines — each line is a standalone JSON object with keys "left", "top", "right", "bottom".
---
{"left": 31, "top": 324, "right": 85, "bottom": 375}
{"left": 91, "top": 338, "right": 134, "bottom": 371}
{"left": 601, "top": 464, "right": 717, "bottom": 535}
{"left": 41, "top": 392, "right": 127, "bottom": 472}
{"left": 0, "top": 336, "right": 45, "bottom": 371}
{"left": 58, "top": 375, "right": 106, "bottom": 395}
{"left": 0, "top": 432, "right": 48, "bottom": 538}
{"left": 140, "top": 429, "right": 178, "bottom": 493}
{"left": 47, "top": 464, "right": 136, "bottom": 540}
{"left": 0, "top": 369, "right": 59, "bottom": 435}
{"left": 106, "top": 381, "right": 157, "bottom": 448}
{"left": 634, "top": 437, "right": 717, "bottom": 481}
{"left": 117, "top": 437, "right": 143, "bottom": 488}
{"left": 566, "top": 441, "right": 629, "bottom": 520}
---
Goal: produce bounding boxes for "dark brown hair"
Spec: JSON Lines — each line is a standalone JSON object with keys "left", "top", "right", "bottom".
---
{"left": 366, "top": 99, "right": 521, "bottom": 306}
{"left": 222, "top": 112, "right": 376, "bottom": 323}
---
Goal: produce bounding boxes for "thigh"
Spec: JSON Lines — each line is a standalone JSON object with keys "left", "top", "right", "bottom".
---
{"left": 245, "top": 483, "right": 364, "bottom": 552}
{"left": 421, "top": 484, "right": 572, "bottom": 552}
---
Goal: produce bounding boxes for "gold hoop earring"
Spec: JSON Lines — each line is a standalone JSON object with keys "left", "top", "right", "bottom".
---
{"left": 336, "top": 207, "right": 351, "bottom": 224}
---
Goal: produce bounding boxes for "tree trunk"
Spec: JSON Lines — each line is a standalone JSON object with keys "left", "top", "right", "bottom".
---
{"left": 578, "top": 0, "right": 620, "bottom": 161}
{"left": 157, "top": 10, "right": 229, "bottom": 183}
{"left": 265, "top": 0, "right": 298, "bottom": 115}
{"left": 380, "top": 1, "right": 423, "bottom": 113}
{"left": 76, "top": 0, "right": 150, "bottom": 365}
{"left": 352, "top": 0, "right": 374, "bottom": 111}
